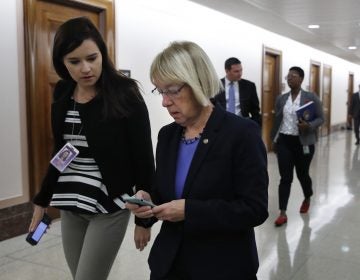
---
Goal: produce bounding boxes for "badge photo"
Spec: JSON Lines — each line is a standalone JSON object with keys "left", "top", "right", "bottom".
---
{"left": 50, "top": 143, "right": 79, "bottom": 172}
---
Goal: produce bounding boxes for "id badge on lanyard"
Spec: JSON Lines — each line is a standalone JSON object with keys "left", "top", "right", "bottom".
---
{"left": 303, "top": 145, "right": 310, "bottom": 155}
{"left": 50, "top": 142, "right": 79, "bottom": 172}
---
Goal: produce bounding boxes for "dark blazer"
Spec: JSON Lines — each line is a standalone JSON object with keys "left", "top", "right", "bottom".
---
{"left": 213, "top": 78, "right": 261, "bottom": 125}
{"left": 148, "top": 105, "right": 268, "bottom": 279}
{"left": 33, "top": 80, "right": 155, "bottom": 224}
{"left": 350, "top": 92, "right": 360, "bottom": 119}
{"left": 270, "top": 89, "right": 324, "bottom": 146}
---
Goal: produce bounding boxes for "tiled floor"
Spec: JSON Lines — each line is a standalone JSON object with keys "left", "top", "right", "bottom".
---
{"left": 1, "top": 130, "right": 359, "bottom": 279}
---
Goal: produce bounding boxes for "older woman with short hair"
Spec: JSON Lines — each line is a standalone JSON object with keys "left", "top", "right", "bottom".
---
{"left": 127, "top": 41, "right": 268, "bottom": 280}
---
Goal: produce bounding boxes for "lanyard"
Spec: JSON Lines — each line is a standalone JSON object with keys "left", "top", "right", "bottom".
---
{"left": 70, "top": 99, "right": 83, "bottom": 144}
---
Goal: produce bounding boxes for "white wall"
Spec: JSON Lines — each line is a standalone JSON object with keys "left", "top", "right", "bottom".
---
{"left": 115, "top": 0, "right": 360, "bottom": 144}
{"left": 0, "top": 0, "right": 28, "bottom": 207}
{"left": 1, "top": 0, "right": 360, "bottom": 205}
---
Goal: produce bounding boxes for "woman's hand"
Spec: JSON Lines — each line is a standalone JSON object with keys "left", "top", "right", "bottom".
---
{"left": 152, "top": 199, "right": 185, "bottom": 222}
{"left": 28, "top": 205, "right": 46, "bottom": 232}
{"left": 134, "top": 225, "right": 151, "bottom": 251}
{"left": 125, "top": 190, "right": 154, "bottom": 219}
{"left": 298, "top": 119, "right": 310, "bottom": 134}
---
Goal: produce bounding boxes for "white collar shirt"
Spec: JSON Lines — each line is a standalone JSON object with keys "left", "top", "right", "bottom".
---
{"left": 279, "top": 93, "right": 301, "bottom": 135}
{"left": 225, "top": 78, "right": 242, "bottom": 116}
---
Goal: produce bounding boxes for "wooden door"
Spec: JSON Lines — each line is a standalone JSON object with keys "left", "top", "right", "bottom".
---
{"left": 321, "top": 65, "right": 332, "bottom": 136}
{"left": 347, "top": 73, "right": 354, "bottom": 129}
{"left": 24, "top": 0, "right": 114, "bottom": 210}
{"left": 309, "top": 62, "right": 320, "bottom": 97}
{"left": 262, "top": 48, "right": 281, "bottom": 151}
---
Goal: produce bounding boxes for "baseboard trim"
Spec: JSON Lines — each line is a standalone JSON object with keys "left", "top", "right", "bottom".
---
{"left": 0, "top": 202, "right": 33, "bottom": 241}
{"left": 331, "top": 122, "right": 348, "bottom": 132}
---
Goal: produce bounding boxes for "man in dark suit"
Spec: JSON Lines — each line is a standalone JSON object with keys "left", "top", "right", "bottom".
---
{"left": 350, "top": 84, "right": 360, "bottom": 145}
{"left": 214, "top": 57, "right": 261, "bottom": 126}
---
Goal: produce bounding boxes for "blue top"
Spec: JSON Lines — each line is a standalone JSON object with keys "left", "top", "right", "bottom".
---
{"left": 174, "top": 138, "right": 200, "bottom": 199}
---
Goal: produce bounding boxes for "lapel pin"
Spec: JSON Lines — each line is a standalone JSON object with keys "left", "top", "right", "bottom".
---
{"left": 203, "top": 138, "right": 209, "bottom": 144}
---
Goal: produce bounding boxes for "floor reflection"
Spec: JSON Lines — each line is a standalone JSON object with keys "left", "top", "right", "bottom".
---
{"left": 269, "top": 216, "right": 311, "bottom": 280}
{"left": 346, "top": 146, "right": 360, "bottom": 192}
{"left": 257, "top": 131, "right": 360, "bottom": 280}
{"left": 1, "top": 131, "right": 360, "bottom": 280}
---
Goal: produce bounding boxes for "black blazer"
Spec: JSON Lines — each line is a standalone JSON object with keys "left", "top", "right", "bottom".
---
{"left": 350, "top": 92, "right": 360, "bottom": 119}
{"left": 33, "top": 80, "right": 155, "bottom": 218}
{"left": 148, "top": 105, "right": 268, "bottom": 279}
{"left": 214, "top": 78, "right": 261, "bottom": 125}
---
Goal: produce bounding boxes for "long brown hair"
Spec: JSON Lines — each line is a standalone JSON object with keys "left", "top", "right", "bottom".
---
{"left": 52, "top": 17, "right": 141, "bottom": 119}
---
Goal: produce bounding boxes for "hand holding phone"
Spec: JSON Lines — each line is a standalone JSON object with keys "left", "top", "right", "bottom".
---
{"left": 122, "top": 195, "right": 156, "bottom": 208}
{"left": 26, "top": 213, "right": 52, "bottom": 245}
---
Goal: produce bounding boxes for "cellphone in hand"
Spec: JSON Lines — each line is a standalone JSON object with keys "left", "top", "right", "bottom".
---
{"left": 26, "top": 213, "right": 52, "bottom": 245}
{"left": 122, "top": 195, "right": 156, "bottom": 208}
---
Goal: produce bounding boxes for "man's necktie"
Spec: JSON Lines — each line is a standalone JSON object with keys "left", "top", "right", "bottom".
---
{"left": 228, "top": 82, "right": 235, "bottom": 113}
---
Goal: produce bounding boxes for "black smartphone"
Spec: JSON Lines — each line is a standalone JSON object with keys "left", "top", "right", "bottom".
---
{"left": 26, "top": 213, "right": 52, "bottom": 245}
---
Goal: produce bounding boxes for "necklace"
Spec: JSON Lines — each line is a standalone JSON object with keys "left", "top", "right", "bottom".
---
{"left": 70, "top": 99, "right": 83, "bottom": 143}
{"left": 181, "top": 128, "right": 202, "bottom": 145}
{"left": 73, "top": 87, "right": 96, "bottom": 104}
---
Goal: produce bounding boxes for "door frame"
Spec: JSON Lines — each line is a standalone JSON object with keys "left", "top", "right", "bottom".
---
{"left": 261, "top": 46, "right": 282, "bottom": 151}
{"left": 347, "top": 72, "right": 354, "bottom": 129}
{"left": 309, "top": 60, "right": 321, "bottom": 96}
{"left": 321, "top": 64, "right": 332, "bottom": 136}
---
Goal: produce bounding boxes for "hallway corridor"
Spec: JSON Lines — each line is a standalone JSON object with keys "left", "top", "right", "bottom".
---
{"left": 0, "top": 130, "right": 359, "bottom": 280}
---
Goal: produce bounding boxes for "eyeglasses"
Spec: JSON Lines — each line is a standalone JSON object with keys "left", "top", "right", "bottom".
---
{"left": 285, "top": 74, "right": 300, "bottom": 80}
{"left": 151, "top": 84, "right": 186, "bottom": 98}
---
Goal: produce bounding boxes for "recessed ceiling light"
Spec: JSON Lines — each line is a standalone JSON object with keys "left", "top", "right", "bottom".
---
{"left": 348, "top": 46, "right": 357, "bottom": 50}
{"left": 308, "top": 24, "right": 320, "bottom": 29}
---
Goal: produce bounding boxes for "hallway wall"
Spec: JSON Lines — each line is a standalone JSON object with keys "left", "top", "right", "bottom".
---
{"left": 115, "top": 0, "right": 360, "bottom": 141}
{"left": 0, "top": 0, "right": 29, "bottom": 208}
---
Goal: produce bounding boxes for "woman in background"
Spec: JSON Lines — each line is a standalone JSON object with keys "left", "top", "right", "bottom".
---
{"left": 271, "top": 66, "right": 324, "bottom": 227}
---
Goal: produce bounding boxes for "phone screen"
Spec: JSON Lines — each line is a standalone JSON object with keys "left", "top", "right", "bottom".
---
{"left": 31, "top": 221, "right": 47, "bottom": 242}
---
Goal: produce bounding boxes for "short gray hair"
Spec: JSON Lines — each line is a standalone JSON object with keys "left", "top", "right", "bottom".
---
{"left": 150, "top": 41, "right": 221, "bottom": 106}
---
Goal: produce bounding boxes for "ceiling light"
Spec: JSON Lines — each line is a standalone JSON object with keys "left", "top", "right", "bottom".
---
{"left": 348, "top": 46, "right": 357, "bottom": 50}
{"left": 308, "top": 24, "right": 320, "bottom": 29}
